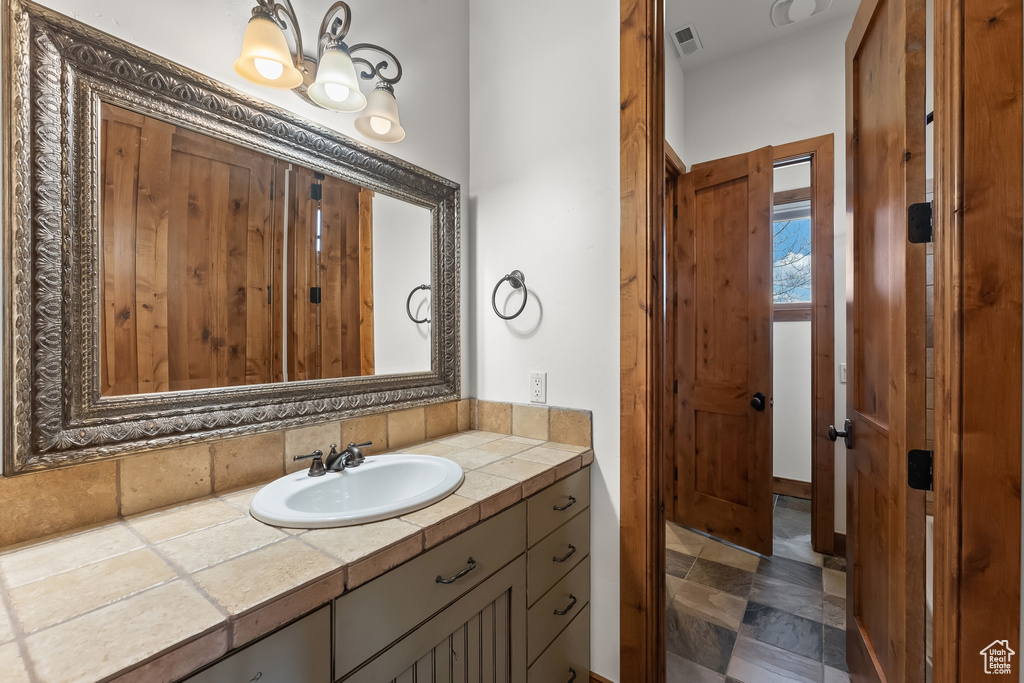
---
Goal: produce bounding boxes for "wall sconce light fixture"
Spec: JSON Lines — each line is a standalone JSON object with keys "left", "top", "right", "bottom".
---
{"left": 235, "top": 0, "right": 406, "bottom": 142}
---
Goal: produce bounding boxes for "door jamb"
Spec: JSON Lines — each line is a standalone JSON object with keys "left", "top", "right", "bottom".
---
{"left": 619, "top": 0, "right": 665, "bottom": 679}
{"left": 772, "top": 136, "right": 837, "bottom": 555}
{"left": 933, "top": 0, "right": 1022, "bottom": 679}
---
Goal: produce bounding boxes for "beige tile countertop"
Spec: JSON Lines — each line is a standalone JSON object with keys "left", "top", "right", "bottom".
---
{"left": 0, "top": 431, "right": 594, "bottom": 683}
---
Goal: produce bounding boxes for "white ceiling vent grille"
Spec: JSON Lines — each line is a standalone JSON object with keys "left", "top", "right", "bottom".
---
{"left": 670, "top": 23, "right": 703, "bottom": 58}
{"left": 770, "top": 0, "right": 835, "bottom": 27}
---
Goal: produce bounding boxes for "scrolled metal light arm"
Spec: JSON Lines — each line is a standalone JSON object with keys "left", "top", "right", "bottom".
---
{"left": 349, "top": 44, "right": 403, "bottom": 85}
{"left": 245, "top": 0, "right": 404, "bottom": 106}
{"left": 250, "top": 0, "right": 308, "bottom": 76}
{"left": 318, "top": 2, "right": 404, "bottom": 86}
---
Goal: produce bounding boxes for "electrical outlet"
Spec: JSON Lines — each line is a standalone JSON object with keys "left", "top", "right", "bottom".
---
{"left": 530, "top": 372, "right": 547, "bottom": 404}
{"left": 840, "top": 363, "right": 848, "bottom": 384}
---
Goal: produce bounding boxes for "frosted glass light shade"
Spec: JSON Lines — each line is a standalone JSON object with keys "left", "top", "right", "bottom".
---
{"left": 354, "top": 86, "right": 406, "bottom": 143}
{"left": 308, "top": 48, "right": 367, "bottom": 112}
{"left": 234, "top": 16, "right": 303, "bottom": 89}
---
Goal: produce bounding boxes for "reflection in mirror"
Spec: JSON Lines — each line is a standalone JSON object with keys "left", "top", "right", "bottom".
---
{"left": 372, "top": 196, "right": 432, "bottom": 374}
{"left": 99, "top": 102, "right": 432, "bottom": 397}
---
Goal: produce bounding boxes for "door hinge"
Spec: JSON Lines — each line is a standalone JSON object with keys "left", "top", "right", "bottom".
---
{"left": 673, "top": 466, "right": 678, "bottom": 482}
{"left": 267, "top": 285, "right": 272, "bottom": 305}
{"left": 673, "top": 204, "right": 678, "bottom": 220}
{"left": 908, "top": 202, "right": 933, "bottom": 243}
{"left": 908, "top": 449, "right": 933, "bottom": 491}
{"left": 309, "top": 287, "right": 322, "bottom": 304}
{"left": 673, "top": 379, "right": 678, "bottom": 394}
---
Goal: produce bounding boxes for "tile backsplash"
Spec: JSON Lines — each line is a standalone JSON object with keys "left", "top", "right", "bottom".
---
{"left": 0, "top": 399, "right": 591, "bottom": 548}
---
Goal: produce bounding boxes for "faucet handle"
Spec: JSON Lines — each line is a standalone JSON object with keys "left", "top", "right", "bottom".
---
{"left": 293, "top": 450, "right": 325, "bottom": 477}
{"left": 345, "top": 441, "right": 371, "bottom": 467}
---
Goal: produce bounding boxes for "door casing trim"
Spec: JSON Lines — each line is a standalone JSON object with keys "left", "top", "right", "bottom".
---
{"left": 773, "top": 135, "right": 837, "bottom": 555}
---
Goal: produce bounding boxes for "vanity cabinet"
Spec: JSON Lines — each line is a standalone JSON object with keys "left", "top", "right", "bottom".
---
{"left": 334, "top": 503, "right": 527, "bottom": 680}
{"left": 344, "top": 557, "right": 527, "bottom": 682}
{"left": 184, "top": 467, "right": 591, "bottom": 683}
{"left": 185, "top": 606, "right": 331, "bottom": 683}
{"left": 524, "top": 468, "right": 591, "bottom": 681}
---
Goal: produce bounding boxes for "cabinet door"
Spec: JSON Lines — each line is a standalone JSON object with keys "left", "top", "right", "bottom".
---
{"left": 342, "top": 556, "right": 526, "bottom": 683}
{"left": 335, "top": 503, "right": 526, "bottom": 679}
{"left": 186, "top": 606, "right": 330, "bottom": 683}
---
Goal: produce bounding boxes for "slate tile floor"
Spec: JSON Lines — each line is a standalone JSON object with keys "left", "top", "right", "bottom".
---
{"left": 666, "top": 495, "right": 850, "bottom": 682}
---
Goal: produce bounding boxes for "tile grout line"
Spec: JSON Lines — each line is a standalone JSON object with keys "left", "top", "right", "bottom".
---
{"left": 0, "top": 557, "right": 43, "bottom": 683}
{"left": 120, "top": 523, "right": 236, "bottom": 625}
{"left": 669, "top": 505, "right": 843, "bottom": 680}
{"left": 1, "top": 430, "right": 590, "bottom": 681}
{"left": 5, "top": 519, "right": 237, "bottom": 683}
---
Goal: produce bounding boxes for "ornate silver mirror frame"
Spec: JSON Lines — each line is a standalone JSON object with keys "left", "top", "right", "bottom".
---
{"left": 1, "top": 0, "right": 460, "bottom": 473}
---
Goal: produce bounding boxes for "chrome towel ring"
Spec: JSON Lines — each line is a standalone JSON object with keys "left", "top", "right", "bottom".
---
{"left": 406, "top": 284, "right": 430, "bottom": 324}
{"left": 492, "top": 270, "right": 528, "bottom": 320}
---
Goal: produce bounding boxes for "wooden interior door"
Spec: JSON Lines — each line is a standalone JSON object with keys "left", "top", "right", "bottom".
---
{"left": 845, "top": 0, "right": 927, "bottom": 678}
{"left": 668, "top": 146, "right": 775, "bottom": 556}
{"left": 285, "top": 169, "right": 371, "bottom": 381}
{"left": 99, "top": 103, "right": 277, "bottom": 395}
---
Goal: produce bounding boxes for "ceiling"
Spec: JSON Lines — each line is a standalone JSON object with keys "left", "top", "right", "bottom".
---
{"left": 665, "top": 0, "right": 861, "bottom": 71}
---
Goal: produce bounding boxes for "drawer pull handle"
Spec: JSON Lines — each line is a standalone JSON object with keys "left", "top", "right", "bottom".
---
{"left": 436, "top": 557, "right": 477, "bottom": 584}
{"left": 566, "top": 667, "right": 577, "bottom": 682}
{"left": 553, "top": 495, "right": 577, "bottom": 512}
{"left": 553, "top": 594, "right": 578, "bottom": 616}
{"left": 249, "top": 674, "right": 263, "bottom": 682}
{"left": 553, "top": 544, "right": 577, "bottom": 563}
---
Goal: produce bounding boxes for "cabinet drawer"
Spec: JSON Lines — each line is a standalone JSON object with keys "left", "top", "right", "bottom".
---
{"left": 186, "top": 606, "right": 330, "bottom": 683}
{"left": 527, "top": 605, "right": 590, "bottom": 683}
{"left": 528, "top": 556, "right": 590, "bottom": 665}
{"left": 527, "top": 510, "right": 589, "bottom": 605}
{"left": 527, "top": 467, "right": 590, "bottom": 546}
{"left": 335, "top": 502, "right": 526, "bottom": 680}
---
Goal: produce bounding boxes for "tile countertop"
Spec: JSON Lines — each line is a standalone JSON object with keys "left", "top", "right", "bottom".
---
{"left": 0, "top": 431, "right": 594, "bottom": 683}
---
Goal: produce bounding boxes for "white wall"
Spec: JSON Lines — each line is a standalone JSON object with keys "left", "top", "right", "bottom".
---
{"left": 372, "top": 196, "right": 432, "bottom": 375}
{"left": 666, "top": 42, "right": 687, "bottom": 156}
{"left": 683, "top": 15, "right": 854, "bottom": 532}
{"left": 468, "top": 0, "right": 621, "bottom": 678}
{"left": 773, "top": 322, "right": 813, "bottom": 482}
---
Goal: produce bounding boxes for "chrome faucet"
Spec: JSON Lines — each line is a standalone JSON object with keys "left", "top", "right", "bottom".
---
{"left": 324, "top": 441, "right": 372, "bottom": 472}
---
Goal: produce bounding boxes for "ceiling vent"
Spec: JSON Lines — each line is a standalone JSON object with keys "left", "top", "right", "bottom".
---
{"left": 770, "top": 0, "right": 834, "bottom": 27}
{"left": 670, "top": 23, "right": 704, "bottom": 58}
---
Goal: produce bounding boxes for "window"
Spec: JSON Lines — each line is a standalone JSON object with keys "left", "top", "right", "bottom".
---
{"left": 773, "top": 198, "right": 812, "bottom": 304}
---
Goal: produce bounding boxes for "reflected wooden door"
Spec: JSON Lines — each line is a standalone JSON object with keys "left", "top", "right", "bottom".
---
{"left": 668, "top": 146, "right": 775, "bottom": 556}
{"left": 286, "top": 169, "right": 372, "bottom": 381}
{"left": 845, "top": 0, "right": 927, "bottom": 678}
{"left": 99, "top": 103, "right": 278, "bottom": 395}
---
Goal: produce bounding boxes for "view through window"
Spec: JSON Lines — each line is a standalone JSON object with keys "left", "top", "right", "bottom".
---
{"left": 772, "top": 177, "right": 812, "bottom": 304}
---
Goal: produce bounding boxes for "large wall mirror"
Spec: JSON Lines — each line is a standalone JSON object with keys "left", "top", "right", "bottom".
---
{"left": 3, "top": 0, "right": 460, "bottom": 472}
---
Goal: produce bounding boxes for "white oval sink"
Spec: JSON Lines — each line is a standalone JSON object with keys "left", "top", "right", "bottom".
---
{"left": 250, "top": 454, "right": 465, "bottom": 528}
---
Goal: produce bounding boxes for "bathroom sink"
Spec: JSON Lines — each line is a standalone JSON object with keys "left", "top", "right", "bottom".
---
{"left": 250, "top": 454, "right": 465, "bottom": 528}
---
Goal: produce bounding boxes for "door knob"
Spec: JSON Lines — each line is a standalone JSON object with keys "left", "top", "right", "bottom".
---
{"left": 828, "top": 419, "right": 853, "bottom": 449}
{"left": 750, "top": 392, "right": 767, "bottom": 412}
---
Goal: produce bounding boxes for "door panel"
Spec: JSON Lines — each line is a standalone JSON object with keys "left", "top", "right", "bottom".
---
{"left": 99, "top": 103, "right": 277, "bottom": 396}
{"left": 845, "top": 0, "right": 927, "bottom": 677}
{"left": 286, "top": 169, "right": 368, "bottom": 381}
{"left": 670, "top": 146, "right": 774, "bottom": 556}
